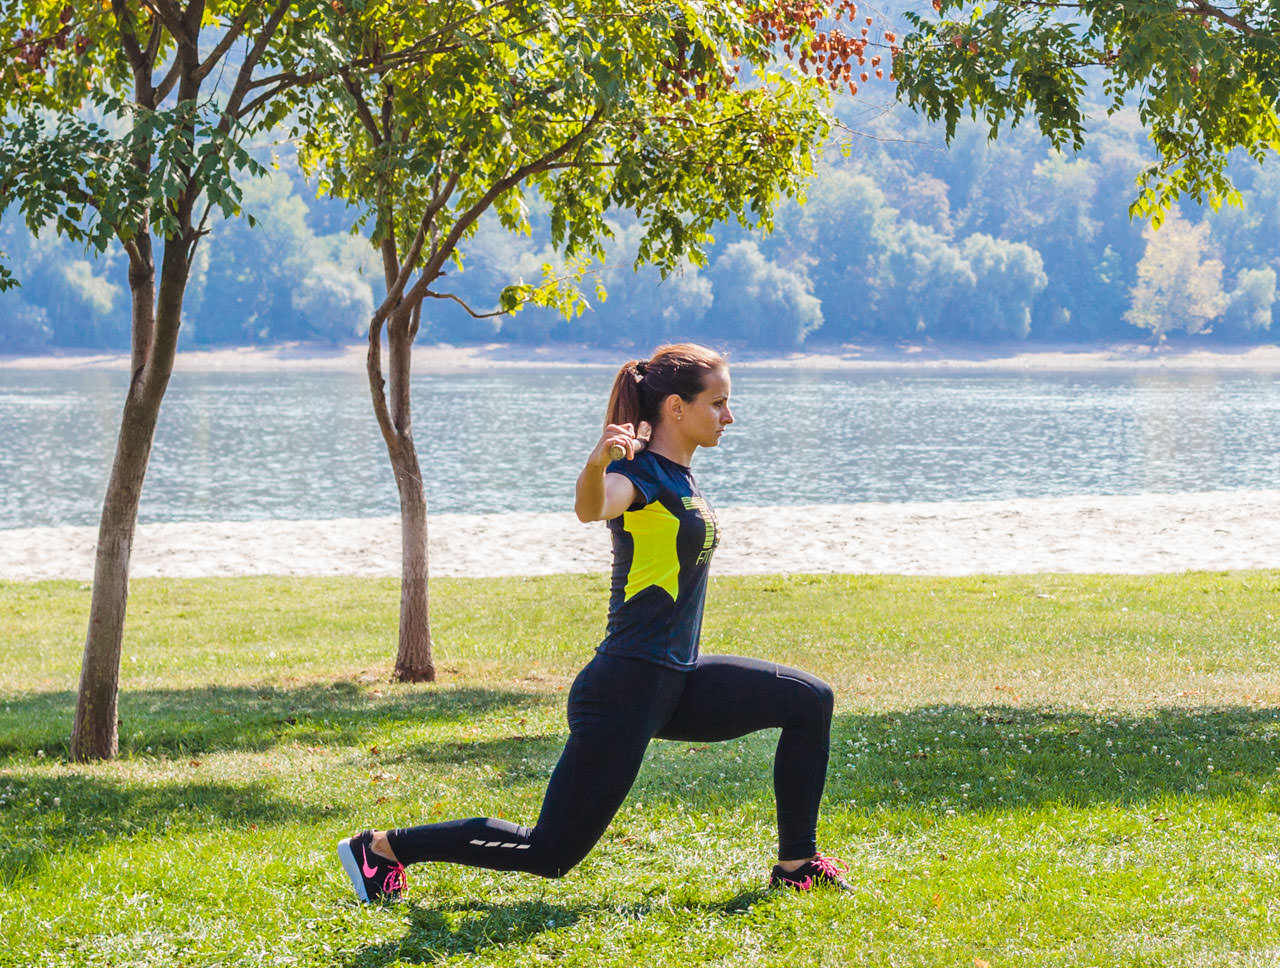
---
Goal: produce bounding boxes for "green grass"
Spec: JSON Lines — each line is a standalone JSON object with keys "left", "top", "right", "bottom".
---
{"left": 3, "top": 572, "right": 1280, "bottom": 967}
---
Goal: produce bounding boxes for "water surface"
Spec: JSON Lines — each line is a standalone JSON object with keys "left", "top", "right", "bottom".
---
{"left": 1, "top": 366, "right": 1277, "bottom": 529}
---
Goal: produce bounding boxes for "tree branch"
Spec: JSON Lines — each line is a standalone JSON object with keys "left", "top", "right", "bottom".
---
{"left": 222, "top": 0, "right": 292, "bottom": 121}
{"left": 412, "top": 109, "right": 606, "bottom": 298}
{"left": 194, "top": 4, "right": 256, "bottom": 81}
{"left": 1185, "top": 0, "right": 1257, "bottom": 36}
{"left": 145, "top": 8, "right": 165, "bottom": 63}
{"left": 342, "top": 70, "right": 384, "bottom": 145}
{"left": 366, "top": 304, "right": 402, "bottom": 461}
{"left": 142, "top": 1, "right": 192, "bottom": 50}
{"left": 236, "top": 0, "right": 528, "bottom": 115}
{"left": 110, "top": 0, "right": 153, "bottom": 94}
{"left": 378, "top": 170, "right": 461, "bottom": 305}
{"left": 423, "top": 289, "right": 511, "bottom": 319}
{"left": 153, "top": 57, "right": 183, "bottom": 103}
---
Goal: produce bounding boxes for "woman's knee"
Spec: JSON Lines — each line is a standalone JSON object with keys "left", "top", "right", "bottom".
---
{"left": 527, "top": 846, "right": 588, "bottom": 879}
{"left": 813, "top": 677, "right": 834, "bottom": 719}
{"left": 785, "top": 666, "right": 833, "bottom": 711}
{"left": 806, "top": 676, "right": 834, "bottom": 729}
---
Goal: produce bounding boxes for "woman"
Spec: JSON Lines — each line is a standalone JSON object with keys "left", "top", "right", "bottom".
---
{"left": 338, "top": 343, "right": 847, "bottom": 901}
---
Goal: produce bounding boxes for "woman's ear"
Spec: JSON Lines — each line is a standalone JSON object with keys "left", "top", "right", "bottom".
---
{"left": 662, "top": 393, "right": 685, "bottom": 423}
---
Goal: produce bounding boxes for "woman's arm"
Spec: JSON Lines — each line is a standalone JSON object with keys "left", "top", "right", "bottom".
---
{"left": 575, "top": 423, "right": 641, "bottom": 522}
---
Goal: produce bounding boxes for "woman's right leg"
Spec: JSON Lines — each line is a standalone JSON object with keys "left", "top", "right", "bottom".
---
{"left": 657, "top": 655, "right": 835, "bottom": 862}
{"left": 385, "top": 654, "right": 682, "bottom": 878}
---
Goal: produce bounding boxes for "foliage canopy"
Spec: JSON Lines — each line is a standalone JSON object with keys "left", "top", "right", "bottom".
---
{"left": 895, "top": 0, "right": 1280, "bottom": 224}
{"left": 288, "top": 0, "right": 880, "bottom": 318}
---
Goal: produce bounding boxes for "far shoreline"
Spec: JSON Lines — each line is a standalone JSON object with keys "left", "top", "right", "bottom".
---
{"left": 4, "top": 339, "right": 1280, "bottom": 373}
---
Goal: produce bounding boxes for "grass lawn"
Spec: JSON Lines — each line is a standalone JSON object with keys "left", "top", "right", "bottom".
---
{"left": 3, "top": 571, "right": 1280, "bottom": 967}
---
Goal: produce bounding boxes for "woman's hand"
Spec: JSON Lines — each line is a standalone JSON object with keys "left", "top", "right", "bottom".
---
{"left": 586, "top": 423, "right": 641, "bottom": 470}
{"left": 576, "top": 423, "right": 641, "bottom": 522}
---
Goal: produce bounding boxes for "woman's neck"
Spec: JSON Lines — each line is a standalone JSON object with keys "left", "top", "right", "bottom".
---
{"left": 646, "top": 426, "right": 695, "bottom": 467}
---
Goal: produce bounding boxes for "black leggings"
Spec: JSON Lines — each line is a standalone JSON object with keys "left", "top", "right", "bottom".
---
{"left": 386, "top": 652, "right": 835, "bottom": 877}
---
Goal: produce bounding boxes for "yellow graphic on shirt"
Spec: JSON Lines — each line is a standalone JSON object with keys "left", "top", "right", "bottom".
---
{"left": 682, "top": 495, "right": 719, "bottom": 565}
{"left": 622, "top": 500, "right": 682, "bottom": 602}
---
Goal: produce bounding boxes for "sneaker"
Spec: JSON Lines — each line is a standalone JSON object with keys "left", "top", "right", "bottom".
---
{"left": 337, "top": 831, "right": 407, "bottom": 903}
{"left": 769, "top": 853, "right": 853, "bottom": 892}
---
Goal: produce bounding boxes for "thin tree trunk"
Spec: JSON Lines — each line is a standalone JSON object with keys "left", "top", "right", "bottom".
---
{"left": 392, "top": 422, "right": 434, "bottom": 683}
{"left": 367, "top": 303, "right": 435, "bottom": 682}
{"left": 70, "top": 238, "right": 187, "bottom": 761}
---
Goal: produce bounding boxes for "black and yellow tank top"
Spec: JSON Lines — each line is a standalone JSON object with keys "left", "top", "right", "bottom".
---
{"left": 597, "top": 449, "right": 720, "bottom": 671}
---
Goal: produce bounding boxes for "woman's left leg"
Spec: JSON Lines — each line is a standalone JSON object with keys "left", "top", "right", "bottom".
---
{"left": 656, "top": 654, "right": 834, "bottom": 862}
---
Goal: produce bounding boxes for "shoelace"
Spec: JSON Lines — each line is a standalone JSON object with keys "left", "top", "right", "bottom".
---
{"left": 382, "top": 863, "right": 407, "bottom": 895}
{"left": 809, "top": 854, "right": 848, "bottom": 880}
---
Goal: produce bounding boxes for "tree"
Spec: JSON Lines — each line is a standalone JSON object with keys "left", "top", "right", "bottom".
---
{"left": 879, "top": 219, "right": 974, "bottom": 339}
{"left": 709, "top": 238, "right": 823, "bottom": 346}
{"left": 0, "top": 1, "right": 409, "bottom": 760}
{"left": 291, "top": 0, "right": 885, "bottom": 680}
{"left": 516, "top": 217, "right": 716, "bottom": 347}
{"left": 895, "top": 0, "right": 1280, "bottom": 224}
{"left": 947, "top": 232, "right": 1047, "bottom": 339}
{"left": 1126, "top": 209, "right": 1228, "bottom": 339}
{"left": 776, "top": 169, "right": 896, "bottom": 339}
{"left": 1220, "top": 265, "right": 1277, "bottom": 337}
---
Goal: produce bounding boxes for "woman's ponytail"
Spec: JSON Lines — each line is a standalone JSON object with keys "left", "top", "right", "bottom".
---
{"left": 605, "top": 359, "right": 646, "bottom": 427}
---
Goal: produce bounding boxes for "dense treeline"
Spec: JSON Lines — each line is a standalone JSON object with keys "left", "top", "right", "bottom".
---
{"left": 4, "top": 94, "right": 1279, "bottom": 353}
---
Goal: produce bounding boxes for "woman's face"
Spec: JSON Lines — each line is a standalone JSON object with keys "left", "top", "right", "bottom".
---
{"left": 677, "top": 366, "right": 734, "bottom": 448}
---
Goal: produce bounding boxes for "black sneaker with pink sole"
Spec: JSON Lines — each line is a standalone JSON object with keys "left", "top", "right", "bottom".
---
{"left": 769, "top": 853, "right": 853, "bottom": 892}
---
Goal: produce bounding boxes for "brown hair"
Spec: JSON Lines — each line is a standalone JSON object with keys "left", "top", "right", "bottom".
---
{"left": 605, "top": 343, "right": 726, "bottom": 430}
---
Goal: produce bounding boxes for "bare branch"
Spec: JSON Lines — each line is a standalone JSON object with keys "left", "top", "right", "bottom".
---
{"left": 121, "top": 237, "right": 145, "bottom": 265}
{"left": 366, "top": 307, "right": 402, "bottom": 460}
{"left": 142, "top": 1, "right": 192, "bottom": 50}
{"left": 381, "top": 234, "right": 401, "bottom": 293}
{"left": 342, "top": 71, "right": 384, "bottom": 144}
{"left": 222, "top": 0, "right": 292, "bottom": 121}
{"left": 154, "top": 58, "right": 183, "bottom": 102}
{"left": 144, "top": 9, "right": 165, "bottom": 64}
{"left": 409, "top": 296, "right": 422, "bottom": 341}
{"left": 379, "top": 170, "right": 462, "bottom": 304}
{"left": 194, "top": 5, "right": 256, "bottom": 81}
{"left": 424, "top": 289, "right": 510, "bottom": 319}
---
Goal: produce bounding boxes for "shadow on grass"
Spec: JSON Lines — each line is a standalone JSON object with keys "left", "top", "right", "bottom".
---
{"left": 626, "top": 704, "right": 1280, "bottom": 816}
{"left": 4, "top": 694, "right": 1279, "bottom": 893}
{"left": 819, "top": 704, "right": 1280, "bottom": 815}
{"left": 0, "top": 770, "right": 330, "bottom": 884}
{"left": 4, "top": 692, "right": 1279, "bottom": 815}
{"left": 344, "top": 889, "right": 772, "bottom": 967}
{"left": 0, "top": 682, "right": 555, "bottom": 758}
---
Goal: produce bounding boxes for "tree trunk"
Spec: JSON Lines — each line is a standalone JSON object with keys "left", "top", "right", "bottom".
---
{"left": 392, "top": 424, "right": 434, "bottom": 683}
{"left": 368, "top": 304, "right": 436, "bottom": 682}
{"left": 70, "top": 380, "right": 161, "bottom": 760}
{"left": 70, "top": 238, "right": 186, "bottom": 761}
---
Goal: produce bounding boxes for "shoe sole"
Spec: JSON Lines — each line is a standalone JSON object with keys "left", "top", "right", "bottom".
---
{"left": 336, "top": 838, "right": 371, "bottom": 903}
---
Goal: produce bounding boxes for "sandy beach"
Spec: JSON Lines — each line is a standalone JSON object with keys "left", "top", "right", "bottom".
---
{"left": 3, "top": 491, "right": 1279, "bottom": 581}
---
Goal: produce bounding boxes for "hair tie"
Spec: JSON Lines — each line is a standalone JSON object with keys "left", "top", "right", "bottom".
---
{"left": 634, "top": 360, "right": 648, "bottom": 378}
